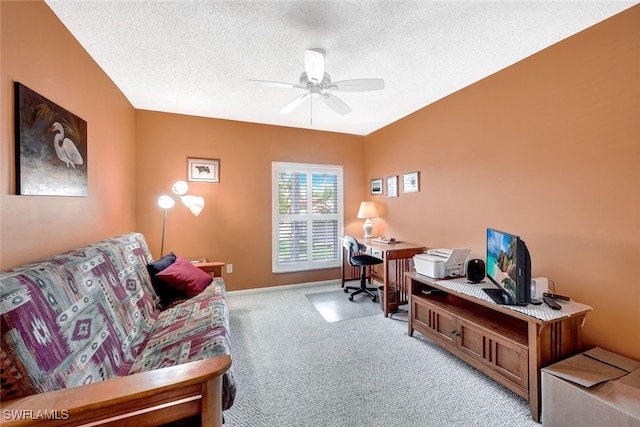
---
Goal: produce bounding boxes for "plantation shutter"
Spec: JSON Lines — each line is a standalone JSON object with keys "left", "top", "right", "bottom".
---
{"left": 272, "top": 162, "right": 343, "bottom": 273}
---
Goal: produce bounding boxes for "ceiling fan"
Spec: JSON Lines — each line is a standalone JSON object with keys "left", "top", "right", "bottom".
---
{"left": 249, "top": 48, "right": 384, "bottom": 116}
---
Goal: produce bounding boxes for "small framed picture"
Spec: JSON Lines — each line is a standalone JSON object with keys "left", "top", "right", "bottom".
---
{"left": 187, "top": 158, "right": 220, "bottom": 183}
{"left": 402, "top": 171, "right": 419, "bottom": 193}
{"left": 370, "top": 178, "right": 383, "bottom": 195}
{"left": 386, "top": 176, "right": 398, "bottom": 198}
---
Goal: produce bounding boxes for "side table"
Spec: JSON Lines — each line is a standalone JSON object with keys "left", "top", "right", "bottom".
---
{"left": 190, "top": 259, "right": 225, "bottom": 278}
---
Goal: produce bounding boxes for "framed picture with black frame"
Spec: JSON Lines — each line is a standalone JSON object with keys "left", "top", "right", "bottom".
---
{"left": 14, "top": 82, "right": 88, "bottom": 196}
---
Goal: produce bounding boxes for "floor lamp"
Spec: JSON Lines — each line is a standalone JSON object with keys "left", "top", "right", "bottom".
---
{"left": 157, "top": 180, "right": 204, "bottom": 257}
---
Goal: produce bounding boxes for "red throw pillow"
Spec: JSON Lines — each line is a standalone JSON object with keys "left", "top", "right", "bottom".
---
{"left": 155, "top": 256, "right": 212, "bottom": 298}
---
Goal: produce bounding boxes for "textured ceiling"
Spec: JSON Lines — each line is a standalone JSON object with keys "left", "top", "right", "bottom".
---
{"left": 45, "top": 1, "right": 635, "bottom": 136}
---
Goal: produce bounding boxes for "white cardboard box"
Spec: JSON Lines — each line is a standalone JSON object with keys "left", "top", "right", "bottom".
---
{"left": 541, "top": 347, "right": 640, "bottom": 427}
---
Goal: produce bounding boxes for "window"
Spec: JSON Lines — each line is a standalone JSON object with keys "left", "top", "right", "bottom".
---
{"left": 272, "top": 162, "right": 343, "bottom": 273}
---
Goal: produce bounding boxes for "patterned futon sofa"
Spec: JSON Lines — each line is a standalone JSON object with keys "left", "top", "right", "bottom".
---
{"left": 0, "top": 233, "right": 235, "bottom": 426}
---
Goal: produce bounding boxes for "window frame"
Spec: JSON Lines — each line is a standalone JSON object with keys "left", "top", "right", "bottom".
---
{"left": 272, "top": 161, "right": 343, "bottom": 273}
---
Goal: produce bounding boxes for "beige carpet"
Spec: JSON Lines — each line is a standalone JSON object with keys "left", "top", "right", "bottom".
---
{"left": 224, "top": 283, "right": 538, "bottom": 427}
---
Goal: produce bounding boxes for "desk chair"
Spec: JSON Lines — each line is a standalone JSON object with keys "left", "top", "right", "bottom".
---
{"left": 343, "top": 236, "right": 383, "bottom": 302}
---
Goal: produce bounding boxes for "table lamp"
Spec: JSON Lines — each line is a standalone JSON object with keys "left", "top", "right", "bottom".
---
{"left": 158, "top": 180, "right": 205, "bottom": 256}
{"left": 357, "top": 201, "right": 379, "bottom": 238}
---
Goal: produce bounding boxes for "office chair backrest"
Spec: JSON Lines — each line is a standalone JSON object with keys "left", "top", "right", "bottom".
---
{"left": 343, "top": 235, "right": 360, "bottom": 266}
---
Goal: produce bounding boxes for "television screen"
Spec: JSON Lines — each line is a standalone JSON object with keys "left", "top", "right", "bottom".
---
{"left": 485, "top": 228, "right": 531, "bottom": 305}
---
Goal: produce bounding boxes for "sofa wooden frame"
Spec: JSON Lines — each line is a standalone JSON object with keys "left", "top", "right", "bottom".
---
{"left": 0, "top": 263, "right": 231, "bottom": 427}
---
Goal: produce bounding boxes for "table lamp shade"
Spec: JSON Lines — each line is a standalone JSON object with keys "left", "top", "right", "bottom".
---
{"left": 357, "top": 201, "right": 378, "bottom": 219}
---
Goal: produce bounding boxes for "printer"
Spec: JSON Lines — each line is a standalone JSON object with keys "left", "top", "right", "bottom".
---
{"left": 414, "top": 248, "right": 472, "bottom": 279}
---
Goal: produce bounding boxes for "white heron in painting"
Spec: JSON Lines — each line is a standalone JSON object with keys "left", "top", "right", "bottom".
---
{"left": 47, "top": 121, "right": 83, "bottom": 168}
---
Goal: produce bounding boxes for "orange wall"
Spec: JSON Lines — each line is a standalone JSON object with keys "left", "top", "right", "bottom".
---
{"left": 0, "top": 0, "right": 137, "bottom": 269}
{"left": 134, "top": 111, "right": 365, "bottom": 291}
{"left": 2, "top": 1, "right": 638, "bottom": 361}
{"left": 366, "top": 7, "right": 640, "bottom": 359}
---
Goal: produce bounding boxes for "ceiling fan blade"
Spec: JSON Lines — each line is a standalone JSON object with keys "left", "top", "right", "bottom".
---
{"left": 321, "top": 92, "right": 352, "bottom": 115}
{"left": 279, "top": 93, "right": 310, "bottom": 114}
{"left": 329, "top": 78, "right": 385, "bottom": 92}
{"left": 246, "top": 79, "right": 306, "bottom": 89}
{"left": 304, "top": 49, "right": 325, "bottom": 83}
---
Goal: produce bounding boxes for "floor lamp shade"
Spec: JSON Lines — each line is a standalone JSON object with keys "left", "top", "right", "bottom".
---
{"left": 180, "top": 195, "right": 204, "bottom": 216}
{"left": 357, "top": 201, "right": 379, "bottom": 238}
{"left": 158, "top": 195, "right": 176, "bottom": 209}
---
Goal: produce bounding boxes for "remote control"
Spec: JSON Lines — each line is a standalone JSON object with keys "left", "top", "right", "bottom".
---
{"left": 543, "top": 296, "right": 562, "bottom": 310}
{"left": 530, "top": 298, "right": 542, "bottom": 305}
{"left": 543, "top": 292, "right": 570, "bottom": 301}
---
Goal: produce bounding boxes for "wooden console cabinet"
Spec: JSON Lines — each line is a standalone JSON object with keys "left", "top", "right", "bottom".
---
{"left": 406, "top": 272, "right": 592, "bottom": 423}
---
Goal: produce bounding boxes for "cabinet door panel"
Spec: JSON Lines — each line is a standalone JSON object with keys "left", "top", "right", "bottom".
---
{"left": 457, "top": 322, "right": 485, "bottom": 358}
{"left": 413, "top": 299, "right": 455, "bottom": 346}
{"left": 457, "top": 318, "right": 528, "bottom": 389}
{"left": 412, "top": 300, "right": 432, "bottom": 333}
{"left": 431, "top": 307, "right": 455, "bottom": 345}
{"left": 493, "top": 342, "right": 527, "bottom": 387}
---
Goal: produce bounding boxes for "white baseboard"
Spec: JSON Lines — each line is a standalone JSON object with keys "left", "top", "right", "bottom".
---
{"left": 227, "top": 279, "right": 341, "bottom": 296}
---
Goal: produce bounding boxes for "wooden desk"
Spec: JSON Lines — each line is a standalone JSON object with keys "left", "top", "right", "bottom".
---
{"left": 406, "top": 272, "right": 592, "bottom": 422}
{"left": 341, "top": 238, "right": 425, "bottom": 317}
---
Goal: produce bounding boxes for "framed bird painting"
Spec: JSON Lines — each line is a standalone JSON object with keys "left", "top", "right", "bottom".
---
{"left": 14, "top": 82, "right": 88, "bottom": 196}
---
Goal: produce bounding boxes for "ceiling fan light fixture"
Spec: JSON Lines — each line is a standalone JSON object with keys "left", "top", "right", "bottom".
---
{"left": 252, "top": 48, "right": 384, "bottom": 117}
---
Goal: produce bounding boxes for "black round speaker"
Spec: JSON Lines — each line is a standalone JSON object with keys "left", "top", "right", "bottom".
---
{"left": 466, "top": 259, "right": 485, "bottom": 283}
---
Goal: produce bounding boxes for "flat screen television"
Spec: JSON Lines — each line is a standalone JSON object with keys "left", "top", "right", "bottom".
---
{"left": 483, "top": 228, "right": 531, "bottom": 306}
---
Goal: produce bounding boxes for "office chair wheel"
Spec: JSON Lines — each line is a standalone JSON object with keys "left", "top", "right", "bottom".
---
{"left": 348, "top": 295, "right": 354, "bottom": 301}
{"left": 344, "top": 288, "right": 348, "bottom": 293}
{"left": 371, "top": 296, "right": 377, "bottom": 302}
